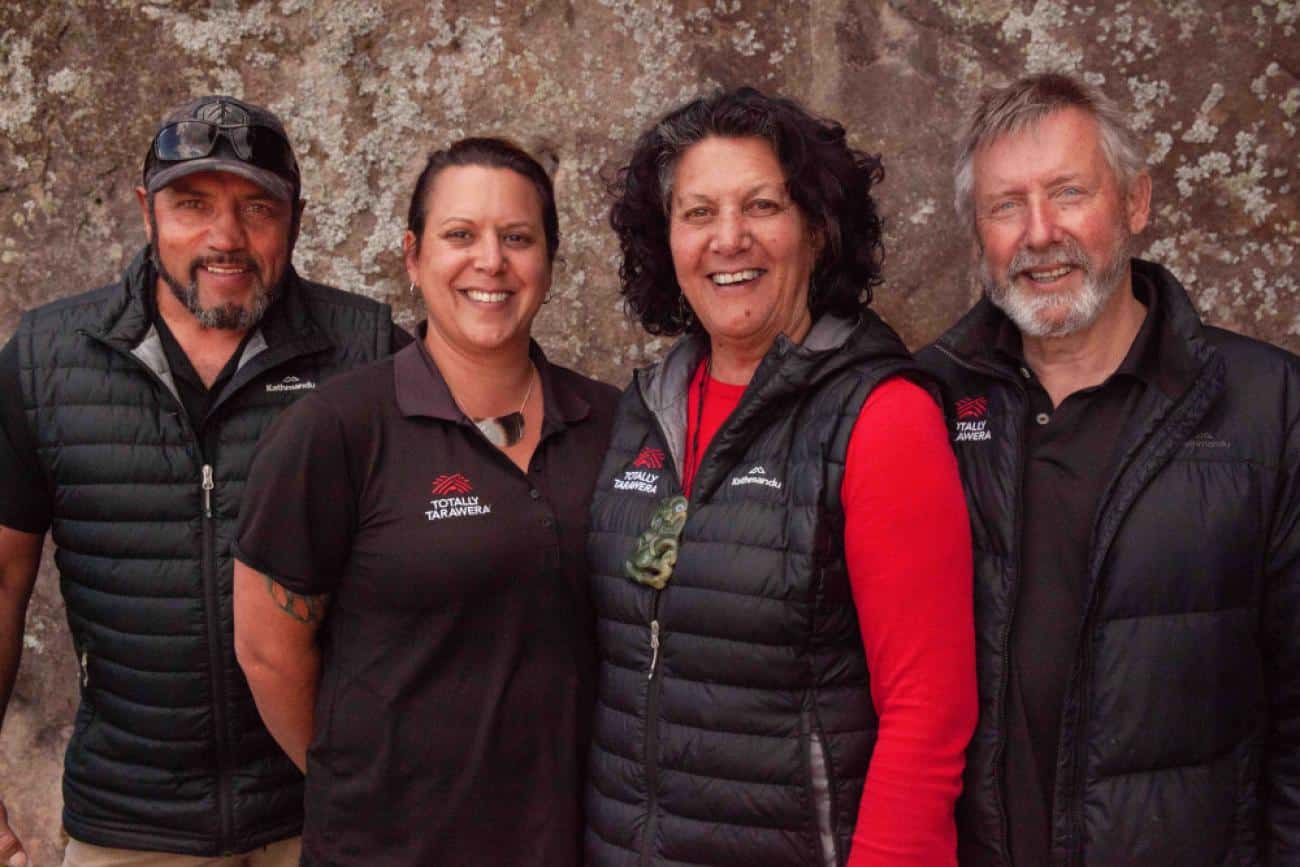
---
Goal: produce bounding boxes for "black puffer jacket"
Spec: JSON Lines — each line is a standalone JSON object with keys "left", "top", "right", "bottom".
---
{"left": 13, "top": 249, "right": 403, "bottom": 855}
{"left": 917, "top": 259, "right": 1300, "bottom": 866}
{"left": 586, "top": 314, "right": 921, "bottom": 866}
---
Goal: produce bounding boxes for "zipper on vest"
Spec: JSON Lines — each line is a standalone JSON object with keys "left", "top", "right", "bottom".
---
{"left": 647, "top": 619, "right": 660, "bottom": 679}
{"left": 200, "top": 463, "right": 236, "bottom": 851}
{"left": 202, "top": 465, "right": 214, "bottom": 517}
{"left": 640, "top": 592, "right": 665, "bottom": 866}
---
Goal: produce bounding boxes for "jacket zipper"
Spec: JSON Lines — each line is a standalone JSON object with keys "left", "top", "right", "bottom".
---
{"left": 78, "top": 330, "right": 240, "bottom": 854}
{"left": 640, "top": 593, "right": 664, "bottom": 867}
{"left": 936, "top": 344, "right": 1026, "bottom": 864}
{"left": 201, "top": 462, "right": 235, "bottom": 851}
{"left": 638, "top": 399, "right": 693, "bottom": 866}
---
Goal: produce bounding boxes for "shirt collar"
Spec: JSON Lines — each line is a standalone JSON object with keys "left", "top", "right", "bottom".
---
{"left": 394, "top": 322, "right": 591, "bottom": 434}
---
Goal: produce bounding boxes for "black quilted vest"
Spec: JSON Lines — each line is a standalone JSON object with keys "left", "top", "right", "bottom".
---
{"left": 586, "top": 313, "right": 923, "bottom": 867}
{"left": 14, "top": 250, "right": 398, "bottom": 855}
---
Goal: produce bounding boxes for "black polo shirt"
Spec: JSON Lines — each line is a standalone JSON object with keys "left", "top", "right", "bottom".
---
{"left": 1001, "top": 276, "right": 1172, "bottom": 865}
{"left": 235, "top": 332, "right": 618, "bottom": 867}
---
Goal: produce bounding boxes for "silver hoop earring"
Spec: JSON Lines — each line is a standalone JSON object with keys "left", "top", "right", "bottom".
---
{"left": 408, "top": 281, "right": 418, "bottom": 298}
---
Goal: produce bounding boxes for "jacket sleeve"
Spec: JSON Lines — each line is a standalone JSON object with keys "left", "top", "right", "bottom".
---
{"left": 1265, "top": 407, "right": 1300, "bottom": 859}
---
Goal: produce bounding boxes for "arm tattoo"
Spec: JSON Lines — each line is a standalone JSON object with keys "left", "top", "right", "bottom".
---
{"left": 264, "top": 576, "right": 329, "bottom": 625}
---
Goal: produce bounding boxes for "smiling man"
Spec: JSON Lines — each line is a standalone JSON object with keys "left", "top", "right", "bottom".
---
{"left": 0, "top": 96, "right": 408, "bottom": 867}
{"left": 919, "top": 74, "right": 1300, "bottom": 865}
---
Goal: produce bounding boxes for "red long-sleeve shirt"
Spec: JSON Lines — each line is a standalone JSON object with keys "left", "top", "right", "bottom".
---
{"left": 684, "top": 365, "right": 976, "bottom": 866}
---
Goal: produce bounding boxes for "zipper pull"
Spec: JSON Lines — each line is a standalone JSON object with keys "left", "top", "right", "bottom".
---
{"left": 201, "top": 464, "right": 214, "bottom": 517}
{"left": 647, "top": 619, "right": 661, "bottom": 680}
{"left": 79, "top": 649, "right": 89, "bottom": 687}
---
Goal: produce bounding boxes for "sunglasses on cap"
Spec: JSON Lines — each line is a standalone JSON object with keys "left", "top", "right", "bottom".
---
{"left": 147, "top": 120, "right": 298, "bottom": 181}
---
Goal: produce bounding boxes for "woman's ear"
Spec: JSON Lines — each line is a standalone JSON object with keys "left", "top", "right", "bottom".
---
{"left": 402, "top": 230, "right": 419, "bottom": 283}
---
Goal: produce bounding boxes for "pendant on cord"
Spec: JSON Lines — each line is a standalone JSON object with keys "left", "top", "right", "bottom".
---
{"left": 625, "top": 495, "right": 689, "bottom": 590}
{"left": 474, "top": 412, "right": 525, "bottom": 448}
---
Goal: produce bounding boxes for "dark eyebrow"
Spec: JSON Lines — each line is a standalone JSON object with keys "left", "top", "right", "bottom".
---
{"left": 674, "top": 181, "right": 785, "bottom": 206}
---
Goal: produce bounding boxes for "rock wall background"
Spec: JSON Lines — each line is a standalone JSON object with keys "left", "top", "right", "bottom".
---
{"left": 1, "top": 0, "right": 1295, "bottom": 860}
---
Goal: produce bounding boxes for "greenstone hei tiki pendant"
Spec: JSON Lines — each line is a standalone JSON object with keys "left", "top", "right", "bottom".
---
{"left": 624, "top": 495, "right": 689, "bottom": 590}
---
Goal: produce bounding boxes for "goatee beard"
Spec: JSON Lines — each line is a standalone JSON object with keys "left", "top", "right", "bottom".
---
{"left": 150, "top": 245, "right": 276, "bottom": 331}
{"left": 980, "top": 230, "right": 1132, "bottom": 339}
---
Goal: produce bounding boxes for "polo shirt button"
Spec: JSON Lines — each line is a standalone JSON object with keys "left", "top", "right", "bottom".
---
{"left": 530, "top": 488, "right": 541, "bottom": 500}
{"left": 542, "top": 516, "right": 554, "bottom": 528}
{"left": 1019, "top": 366, "right": 1032, "bottom": 380}
{"left": 1036, "top": 412, "right": 1050, "bottom": 426}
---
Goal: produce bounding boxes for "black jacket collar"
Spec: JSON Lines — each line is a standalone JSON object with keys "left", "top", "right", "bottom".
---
{"left": 936, "top": 258, "right": 1212, "bottom": 401}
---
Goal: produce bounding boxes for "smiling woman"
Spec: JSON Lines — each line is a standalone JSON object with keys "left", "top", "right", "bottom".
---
{"left": 585, "top": 88, "right": 978, "bottom": 867}
{"left": 231, "top": 138, "right": 620, "bottom": 866}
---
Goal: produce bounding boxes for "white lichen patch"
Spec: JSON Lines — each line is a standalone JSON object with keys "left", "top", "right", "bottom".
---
{"left": 0, "top": 34, "right": 37, "bottom": 138}
{"left": 909, "top": 198, "right": 937, "bottom": 225}
{"left": 1148, "top": 131, "right": 1173, "bottom": 165}
{"left": 1250, "top": 61, "right": 1281, "bottom": 99}
{"left": 1167, "top": 0, "right": 1204, "bottom": 41}
{"left": 1000, "top": 1, "right": 1086, "bottom": 74}
{"left": 731, "top": 21, "right": 762, "bottom": 56}
{"left": 46, "top": 68, "right": 80, "bottom": 96}
{"left": 1127, "top": 75, "right": 1170, "bottom": 131}
{"left": 1281, "top": 87, "right": 1300, "bottom": 118}
{"left": 1182, "top": 83, "right": 1225, "bottom": 143}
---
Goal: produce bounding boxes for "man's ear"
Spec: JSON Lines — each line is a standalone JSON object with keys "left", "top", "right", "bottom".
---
{"left": 1126, "top": 171, "right": 1152, "bottom": 235}
{"left": 136, "top": 186, "right": 153, "bottom": 242}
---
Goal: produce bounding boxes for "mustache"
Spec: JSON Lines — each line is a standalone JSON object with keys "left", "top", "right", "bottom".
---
{"left": 189, "top": 253, "right": 260, "bottom": 279}
{"left": 1006, "top": 239, "right": 1090, "bottom": 276}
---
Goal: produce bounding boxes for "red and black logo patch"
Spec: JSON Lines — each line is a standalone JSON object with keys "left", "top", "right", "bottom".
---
{"left": 955, "top": 396, "right": 988, "bottom": 420}
{"left": 632, "top": 447, "right": 665, "bottom": 470}
{"left": 431, "top": 473, "right": 473, "bottom": 495}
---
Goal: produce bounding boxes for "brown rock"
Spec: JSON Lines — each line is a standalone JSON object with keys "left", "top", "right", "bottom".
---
{"left": 1, "top": 0, "right": 1296, "bottom": 859}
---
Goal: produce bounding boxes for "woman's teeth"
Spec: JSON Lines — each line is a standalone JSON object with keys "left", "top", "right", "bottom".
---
{"left": 466, "top": 289, "right": 510, "bottom": 303}
{"left": 711, "top": 269, "right": 763, "bottom": 286}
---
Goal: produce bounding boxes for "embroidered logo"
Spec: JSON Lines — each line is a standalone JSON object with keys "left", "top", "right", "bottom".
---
{"left": 1184, "top": 431, "right": 1230, "bottom": 449}
{"left": 731, "top": 464, "right": 782, "bottom": 490}
{"left": 953, "top": 395, "right": 992, "bottom": 443}
{"left": 955, "top": 396, "right": 987, "bottom": 420}
{"left": 426, "top": 474, "right": 492, "bottom": 521}
{"left": 265, "top": 374, "right": 317, "bottom": 393}
{"left": 615, "top": 450, "right": 662, "bottom": 495}
{"left": 633, "top": 447, "right": 665, "bottom": 469}
{"left": 432, "top": 474, "right": 473, "bottom": 495}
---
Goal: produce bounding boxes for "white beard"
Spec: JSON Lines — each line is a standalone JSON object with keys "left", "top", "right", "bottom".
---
{"left": 980, "top": 231, "right": 1132, "bottom": 339}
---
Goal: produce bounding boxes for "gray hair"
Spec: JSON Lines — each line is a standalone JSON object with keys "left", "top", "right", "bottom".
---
{"left": 953, "top": 73, "right": 1145, "bottom": 231}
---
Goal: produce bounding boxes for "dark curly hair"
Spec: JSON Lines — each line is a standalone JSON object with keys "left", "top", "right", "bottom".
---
{"left": 610, "top": 86, "right": 885, "bottom": 336}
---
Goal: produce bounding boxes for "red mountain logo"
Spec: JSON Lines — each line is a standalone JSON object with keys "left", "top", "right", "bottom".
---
{"left": 431, "top": 474, "right": 473, "bottom": 495}
{"left": 955, "top": 396, "right": 988, "bottom": 420}
{"left": 632, "top": 447, "right": 665, "bottom": 469}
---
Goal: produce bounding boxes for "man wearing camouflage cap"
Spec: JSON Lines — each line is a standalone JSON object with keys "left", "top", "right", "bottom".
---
{"left": 0, "top": 96, "right": 409, "bottom": 866}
